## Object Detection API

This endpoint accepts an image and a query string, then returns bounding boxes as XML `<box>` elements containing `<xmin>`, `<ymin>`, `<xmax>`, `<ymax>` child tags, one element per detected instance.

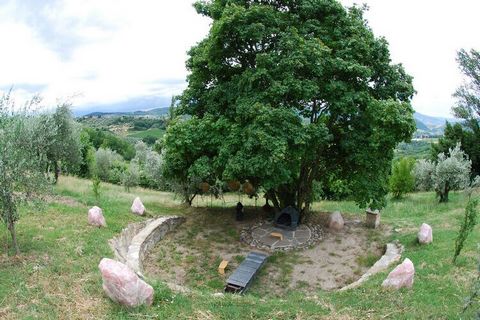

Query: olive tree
<box><xmin>415</xmin><ymin>144</ymin><xmax>471</xmax><ymax>202</ymax></box>
<box><xmin>163</xmin><ymin>0</ymin><xmax>415</xmax><ymax>213</ymax></box>
<box><xmin>0</xmin><ymin>94</ymin><xmax>53</xmax><ymax>254</ymax></box>
<box><xmin>46</xmin><ymin>104</ymin><xmax>82</xmax><ymax>183</ymax></box>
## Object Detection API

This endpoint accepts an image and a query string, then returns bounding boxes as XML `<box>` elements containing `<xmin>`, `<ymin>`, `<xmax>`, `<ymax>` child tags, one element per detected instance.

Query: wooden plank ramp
<box><xmin>224</xmin><ymin>251</ymin><xmax>268</xmax><ymax>294</ymax></box>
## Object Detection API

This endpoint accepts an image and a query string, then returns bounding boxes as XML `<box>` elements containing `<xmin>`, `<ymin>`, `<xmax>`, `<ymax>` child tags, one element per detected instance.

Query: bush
<box><xmin>122</xmin><ymin>161</ymin><xmax>140</xmax><ymax>192</ymax></box>
<box><xmin>94</xmin><ymin>148</ymin><xmax>125</xmax><ymax>182</ymax></box>
<box><xmin>389</xmin><ymin>157</ymin><xmax>415</xmax><ymax>198</ymax></box>
<box><xmin>453</xmin><ymin>197</ymin><xmax>479</xmax><ymax>263</ymax></box>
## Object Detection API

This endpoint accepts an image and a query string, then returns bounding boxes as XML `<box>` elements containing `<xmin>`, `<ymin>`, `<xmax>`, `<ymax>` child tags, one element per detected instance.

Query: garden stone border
<box><xmin>339</xmin><ymin>241</ymin><xmax>404</xmax><ymax>291</ymax></box>
<box><xmin>109</xmin><ymin>216</ymin><xmax>185</xmax><ymax>277</ymax></box>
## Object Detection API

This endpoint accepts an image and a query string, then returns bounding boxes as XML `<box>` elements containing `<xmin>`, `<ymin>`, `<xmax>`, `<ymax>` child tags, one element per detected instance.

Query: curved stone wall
<box><xmin>339</xmin><ymin>241</ymin><xmax>404</xmax><ymax>291</ymax></box>
<box><xmin>109</xmin><ymin>216</ymin><xmax>185</xmax><ymax>277</ymax></box>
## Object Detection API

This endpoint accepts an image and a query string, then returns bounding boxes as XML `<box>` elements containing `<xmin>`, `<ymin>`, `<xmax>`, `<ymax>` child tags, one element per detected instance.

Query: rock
<box><xmin>88</xmin><ymin>206</ymin><xmax>106</xmax><ymax>227</ymax></box>
<box><xmin>328</xmin><ymin>211</ymin><xmax>344</xmax><ymax>231</ymax></box>
<box><xmin>366</xmin><ymin>209</ymin><xmax>380</xmax><ymax>228</ymax></box>
<box><xmin>98</xmin><ymin>258</ymin><xmax>154</xmax><ymax>307</ymax></box>
<box><xmin>418</xmin><ymin>223</ymin><xmax>433</xmax><ymax>244</ymax></box>
<box><xmin>382</xmin><ymin>258</ymin><xmax>415</xmax><ymax>289</ymax></box>
<box><xmin>131</xmin><ymin>197</ymin><xmax>145</xmax><ymax>216</ymax></box>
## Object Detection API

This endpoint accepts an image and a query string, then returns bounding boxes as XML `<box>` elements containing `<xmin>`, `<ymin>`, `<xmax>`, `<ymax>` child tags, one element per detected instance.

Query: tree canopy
<box><xmin>163</xmin><ymin>0</ymin><xmax>415</xmax><ymax>213</ymax></box>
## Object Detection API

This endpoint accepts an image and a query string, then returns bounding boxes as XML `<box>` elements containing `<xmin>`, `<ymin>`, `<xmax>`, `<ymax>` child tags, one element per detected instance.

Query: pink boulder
<box><xmin>88</xmin><ymin>206</ymin><xmax>106</xmax><ymax>227</ymax></box>
<box><xmin>98</xmin><ymin>258</ymin><xmax>154</xmax><ymax>307</ymax></box>
<box><xmin>328</xmin><ymin>211</ymin><xmax>344</xmax><ymax>231</ymax></box>
<box><xmin>382</xmin><ymin>258</ymin><xmax>415</xmax><ymax>289</ymax></box>
<box><xmin>131</xmin><ymin>197</ymin><xmax>145</xmax><ymax>216</ymax></box>
<box><xmin>418</xmin><ymin>223</ymin><xmax>433</xmax><ymax>244</ymax></box>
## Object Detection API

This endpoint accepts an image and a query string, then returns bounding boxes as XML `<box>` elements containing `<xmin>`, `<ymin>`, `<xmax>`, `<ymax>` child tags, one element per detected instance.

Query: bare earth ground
<box><xmin>143</xmin><ymin>207</ymin><xmax>387</xmax><ymax>295</ymax></box>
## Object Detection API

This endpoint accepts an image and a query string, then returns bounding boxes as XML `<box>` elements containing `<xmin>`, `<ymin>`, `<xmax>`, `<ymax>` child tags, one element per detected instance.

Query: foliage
<box><xmin>415</xmin><ymin>144</ymin><xmax>471</xmax><ymax>202</ymax></box>
<box><xmin>92</xmin><ymin>175</ymin><xmax>101</xmax><ymax>201</ymax></box>
<box><xmin>414</xmin><ymin>159</ymin><xmax>436</xmax><ymax>191</ymax></box>
<box><xmin>395</xmin><ymin>140</ymin><xmax>432</xmax><ymax>160</ymax></box>
<box><xmin>93</xmin><ymin>148</ymin><xmax>125</xmax><ymax>183</ymax></box>
<box><xmin>434</xmin><ymin>144</ymin><xmax>471</xmax><ymax>202</ymax></box>
<box><xmin>452</xmin><ymin>49</ymin><xmax>480</xmax><ymax>127</ymax></box>
<box><xmin>82</xmin><ymin>127</ymin><xmax>135</xmax><ymax>160</ymax></box>
<box><xmin>78</xmin><ymin>130</ymin><xmax>96</xmax><ymax>178</ymax></box>
<box><xmin>453</xmin><ymin>197</ymin><xmax>479</xmax><ymax>263</ymax></box>
<box><xmin>389</xmin><ymin>157</ymin><xmax>415</xmax><ymax>198</ymax></box>
<box><xmin>0</xmin><ymin>94</ymin><xmax>53</xmax><ymax>254</ymax></box>
<box><xmin>122</xmin><ymin>161</ymin><xmax>140</xmax><ymax>192</ymax></box>
<box><xmin>164</xmin><ymin>0</ymin><xmax>415</xmax><ymax>212</ymax></box>
<box><xmin>433</xmin><ymin>122</ymin><xmax>480</xmax><ymax>178</ymax></box>
<box><xmin>45</xmin><ymin>104</ymin><xmax>82</xmax><ymax>182</ymax></box>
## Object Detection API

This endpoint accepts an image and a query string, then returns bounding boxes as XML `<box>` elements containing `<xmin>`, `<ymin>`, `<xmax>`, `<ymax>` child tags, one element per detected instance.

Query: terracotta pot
<box><xmin>242</xmin><ymin>181</ymin><xmax>255</xmax><ymax>195</ymax></box>
<box><xmin>199</xmin><ymin>182</ymin><xmax>210</xmax><ymax>193</ymax></box>
<box><xmin>227</xmin><ymin>180</ymin><xmax>241</xmax><ymax>191</ymax></box>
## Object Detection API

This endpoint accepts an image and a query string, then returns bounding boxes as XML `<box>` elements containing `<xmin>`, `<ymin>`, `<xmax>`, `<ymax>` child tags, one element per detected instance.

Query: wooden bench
<box><xmin>270</xmin><ymin>232</ymin><xmax>283</xmax><ymax>241</ymax></box>
<box><xmin>218</xmin><ymin>260</ymin><xmax>229</xmax><ymax>275</ymax></box>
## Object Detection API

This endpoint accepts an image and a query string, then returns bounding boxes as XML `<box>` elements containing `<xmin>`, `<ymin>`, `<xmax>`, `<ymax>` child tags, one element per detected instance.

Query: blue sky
<box><xmin>0</xmin><ymin>0</ymin><xmax>478</xmax><ymax>117</ymax></box>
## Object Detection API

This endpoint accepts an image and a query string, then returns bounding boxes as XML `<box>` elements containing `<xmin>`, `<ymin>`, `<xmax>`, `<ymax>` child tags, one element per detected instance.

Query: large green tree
<box><xmin>163</xmin><ymin>0</ymin><xmax>415</xmax><ymax>214</ymax></box>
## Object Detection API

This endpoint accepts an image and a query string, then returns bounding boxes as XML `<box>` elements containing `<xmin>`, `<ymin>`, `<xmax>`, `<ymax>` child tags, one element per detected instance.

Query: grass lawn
<box><xmin>0</xmin><ymin>176</ymin><xmax>479</xmax><ymax>319</ymax></box>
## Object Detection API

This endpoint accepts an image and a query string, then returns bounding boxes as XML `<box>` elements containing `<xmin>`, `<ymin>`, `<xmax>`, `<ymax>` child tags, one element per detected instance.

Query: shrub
<box><xmin>453</xmin><ymin>197</ymin><xmax>479</xmax><ymax>263</ymax></box>
<box><xmin>389</xmin><ymin>157</ymin><xmax>415</xmax><ymax>198</ymax></box>
<box><xmin>122</xmin><ymin>161</ymin><xmax>140</xmax><ymax>192</ymax></box>
<box><xmin>94</xmin><ymin>148</ymin><xmax>124</xmax><ymax>182</ymax></box>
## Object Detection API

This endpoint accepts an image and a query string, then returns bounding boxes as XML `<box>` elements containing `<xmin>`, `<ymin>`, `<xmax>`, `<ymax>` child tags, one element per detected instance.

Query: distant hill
<box><xmin>81</xmin><ymin>107</ymin><xmax>170</xmax><ymax>118</ymax></box>
<box><xmin>413</xmin><ymin>112</ymin><xmax>462</xmax><ymax>137</ymax></box>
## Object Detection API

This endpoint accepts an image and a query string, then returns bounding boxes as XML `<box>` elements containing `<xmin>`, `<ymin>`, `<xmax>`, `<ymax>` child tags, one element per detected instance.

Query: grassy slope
<box><xmin>0</xmin><ymin>177</ymin><xmax>478</xmax><ymax>319</ymax></box>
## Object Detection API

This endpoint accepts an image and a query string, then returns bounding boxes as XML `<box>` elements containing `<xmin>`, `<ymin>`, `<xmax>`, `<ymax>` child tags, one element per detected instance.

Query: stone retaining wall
<box><xmin>339</xmin><ymin>241</ymin><xmax>404</xmax><ymax>291</ymax></box>
<box><xmin>109</xmin><ymin>216</ymin><xmax>185</xmax><ymax>276</ymax></box>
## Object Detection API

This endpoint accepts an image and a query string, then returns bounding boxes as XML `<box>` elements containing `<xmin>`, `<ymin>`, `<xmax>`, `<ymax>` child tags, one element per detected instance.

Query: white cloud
<box><xmin>341</xmin><ymin>0</ymin><xmax>480</xmax><ymax>117</ymax></box>
<box><xmin>0</xmin><ymin>0</ymin><xmax>478</xmax><ymax>117</ymax></box>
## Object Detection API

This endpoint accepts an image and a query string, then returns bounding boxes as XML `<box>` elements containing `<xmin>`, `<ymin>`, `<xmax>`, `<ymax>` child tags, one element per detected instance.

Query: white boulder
<box><xmin>98</xmin><ymin>258</ymin><xmax>154</xmax><ymax>307</ymax></box>
<box><xmin>328</xmin><ymin>211</ymin><xmax>344</xmax><ymax>231</ymax></box>
<box><xmin>382</xmin><ymin>258</ymin><xmax>415</xmax><ymax>289</ymax></box>
<box><xmin>131</xmin><ymin>197</ymin><xmax>145</xmax><ymax>216</ymax></box>
<box><xmin>88</xmin><ymin>206</ymin><xmax>106</xmax><ymax>227</ymax></box>
<box><xmin>417</xmin><ymin>223</ymin><xmax>433</xmax><ymax>244</ymax></box>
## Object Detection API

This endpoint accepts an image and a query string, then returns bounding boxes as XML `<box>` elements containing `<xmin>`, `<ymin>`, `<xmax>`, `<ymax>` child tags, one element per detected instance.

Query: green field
<box><xmin>127</xmin><ymin>128</ymin><xmax>165</xmax><ymax>139</ymax></box>
<box><xmin>0</xmin><ymin>176</ymin><xmax>479</xmax><ymax>319</ymax></box>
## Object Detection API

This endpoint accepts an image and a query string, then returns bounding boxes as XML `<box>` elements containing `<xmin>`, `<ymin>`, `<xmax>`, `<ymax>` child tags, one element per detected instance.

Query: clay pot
<box><xmin>242</xmin><ymin>181</ymin><xmax>255</xmax><ymax>195</ymax></box>
<box><xmin>199</xmin><ymin>182</ymin><xmax>210</xmax><ymax>193</ymax></box>
<box><xmin>227</xmin><ymin>180</ymin><xmax>241</xmax><ymax>191</ymax></box>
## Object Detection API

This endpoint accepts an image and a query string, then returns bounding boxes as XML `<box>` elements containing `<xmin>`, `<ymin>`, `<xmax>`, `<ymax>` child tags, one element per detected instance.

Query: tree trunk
<box><xmin>54</xmin><ymin>161</ymin><xmax>60</xmax><ymax>184</ymax></box>
<box><xmin>7</xmin><ymin>221</ymin><xmax>19</xmax><ymax>255</ymax></box>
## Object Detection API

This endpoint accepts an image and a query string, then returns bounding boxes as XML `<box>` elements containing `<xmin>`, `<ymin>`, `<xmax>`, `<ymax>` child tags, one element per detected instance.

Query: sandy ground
<box><xmin>143</xmin><ymin>209</ymin><xmax>386</xmax><ymax>293</ymax></box>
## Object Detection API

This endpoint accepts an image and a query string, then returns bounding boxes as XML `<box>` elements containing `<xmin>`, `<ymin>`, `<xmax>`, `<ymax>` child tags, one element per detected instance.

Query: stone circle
<box><xmin>240</xmin><ymin>221</ymin><xmax>324</xmax><ymax>251</ymax></box>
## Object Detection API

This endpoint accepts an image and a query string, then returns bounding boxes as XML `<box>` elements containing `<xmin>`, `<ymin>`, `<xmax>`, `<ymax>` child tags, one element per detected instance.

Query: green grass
<box><xmin>127</xmin><ymin>128</ymin><xmax>165</xmax><ymax>139</ymax></box>
<box><xmin>0</xmin><ymin>176</ymin><xmax>479</xmax><ymax>319</ymax></box>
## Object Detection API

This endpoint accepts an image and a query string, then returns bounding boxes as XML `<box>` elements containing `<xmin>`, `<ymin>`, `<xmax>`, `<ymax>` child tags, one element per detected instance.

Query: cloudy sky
<box><xmin>0</xmin><ymin>0</ymin><xmax>478</xmax><ymax>117</ymax></box>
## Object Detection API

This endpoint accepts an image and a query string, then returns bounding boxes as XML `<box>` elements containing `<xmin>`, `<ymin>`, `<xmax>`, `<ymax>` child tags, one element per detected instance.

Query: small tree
<box><xmin>0</xmin><ymin>94</ymin><xmax>53</xmax><ymax>254</ymax></box>
<box><xmin>46</xmin><ymin>104</ymin><xmax>82</xmax><ymax>183</ymax></box>
<box><xmin>94</xmin><ymin>148</ymin><xmax>124</xmax><ymax>182</ymax></box>
<box><xmin>414</xmin><ymin>144</ymin><xmax>471</xmax><ymax>202</ymax></box>
<box><xmin>453</xmin><ymin>197</ymin><xmax>479</xmax><ymax>263</ymax></box>
<box><xmin>122</xmin><ymin>161</ymin><xmax>140</xmax><ymax>192</ymax></box>
<box><xmin>389</xmin><ymin>157</ymin><xmax>415</xmax><ymax>198</ymax></box>
<box><xmin>434</xmin><ymin>144</ymin><xmax>471</xmax><ymax>202</ymax></box>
